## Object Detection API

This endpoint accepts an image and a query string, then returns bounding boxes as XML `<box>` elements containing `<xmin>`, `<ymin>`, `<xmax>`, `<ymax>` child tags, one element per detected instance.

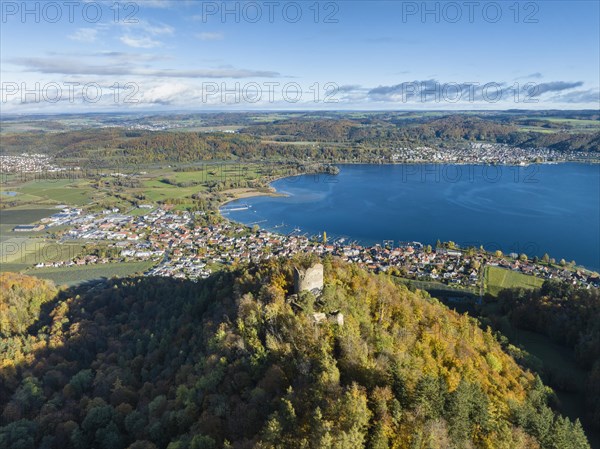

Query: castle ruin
<box><xmin>294</xmin><ymin>263</ymin><xmax>324</xmax><ymax>295</ymax></box>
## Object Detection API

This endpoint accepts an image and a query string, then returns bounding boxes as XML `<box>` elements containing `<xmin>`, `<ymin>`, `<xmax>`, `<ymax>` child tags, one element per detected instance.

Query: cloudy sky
<box><xmin>1</xmin><ymin>0</ymin><xmax>599</xmax><ymax>112</ymax></box>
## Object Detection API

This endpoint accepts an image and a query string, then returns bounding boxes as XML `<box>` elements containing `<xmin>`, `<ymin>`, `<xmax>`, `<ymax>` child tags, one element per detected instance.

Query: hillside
<box><xmin>0</xmin><ymin>257</ymin><xmax>591</xmax><ymax>449</ymax></box>
<box><xmin>2</xmin><ymin>113</ymin><xmax>598</xmax><ymax>166</ymax></box>
<box><xmin>492</xmin><ymin>281</ymin><xmax>600</xmax><ymax>430</ymax></box>
<box><xmin>242</xmin><ymin>115</ymin><xmax>599</xmax><ymax>151</ymax></box>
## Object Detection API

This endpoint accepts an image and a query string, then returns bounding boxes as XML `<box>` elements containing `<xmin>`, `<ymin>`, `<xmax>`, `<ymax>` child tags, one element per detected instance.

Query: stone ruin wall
<box><xmin>294</xmin><ymin>263</ymin><xmax>324</xmax><ymax>294</ymax></box>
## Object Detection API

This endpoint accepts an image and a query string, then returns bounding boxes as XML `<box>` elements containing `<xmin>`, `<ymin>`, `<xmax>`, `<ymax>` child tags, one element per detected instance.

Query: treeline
<box><xmin>243</xmin><ymin>116</ymin><xmax>519</xmax><ymax>145</ymax></box>
<box><xmin>0</xmin><ymin>129</ymin><xmax>331</xmax><ymax>164</ymax></box>
<box><xmin>495</xmin><ymin>280</ymin><xmax>600</xmax><ymax>429</ymax></box>
<box><xmin>0</xmin><ymin>258</ymin><xmax>592</xmax><ymax>448</ymax></box>
<box><xmin>504</xmin><ymin>131</ymin><xmax>600</xmax><ymax>152</ymax></box>
<box><xmin>243</xmin><ymin>116</ymin><xmax>600</xmax><ymax>152</ymax></box>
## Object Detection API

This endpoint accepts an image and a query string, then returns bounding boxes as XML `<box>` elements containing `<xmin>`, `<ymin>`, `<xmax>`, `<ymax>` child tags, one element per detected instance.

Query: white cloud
<box><xmin>117</xmin><ymin>20</ymin><xmax>173</xmax><ymax>49</ymax></box>
<box><xmin>11</xmin><ymin>56</ymin><xmax>281</xmax><ymax>78</ymax></box>
<box><xmin>120</xmin><ymin>35</ymin><xmax>162</xmax><ymax>49</ymax></box>
<box><xmin>196</xmin><ymin>32</ymin><xmax>224</xmax><ymax>41</ymax></box>
<box><xmin>140</xmin><ymin>82</ymin><xmax>197</xmax><ymax>104</ymax></box>
<box><xmin>143</xmin><ymin>23</ymin><xmax>174</xmax><ymax>36</ymax></box>
<box><xmin>549</xmin><ymin>89</ymin><xmax>600</xmax><ymax>104</ymax></box>
<box><xmin>68</xmin><ymin>28</ymin><xmax>98</xmax><ymax>43</ymax></box>
<box><xmin>119</xmin><ymin>19</ymin><xmax>174</xmax><ymax>35</ymax></box>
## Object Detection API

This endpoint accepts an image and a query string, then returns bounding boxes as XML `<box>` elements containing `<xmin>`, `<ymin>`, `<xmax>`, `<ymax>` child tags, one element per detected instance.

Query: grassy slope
<box><xmin>486</xmin><ymin>265</ymin><xmax>545</xmax><ymax>296</ymax></box>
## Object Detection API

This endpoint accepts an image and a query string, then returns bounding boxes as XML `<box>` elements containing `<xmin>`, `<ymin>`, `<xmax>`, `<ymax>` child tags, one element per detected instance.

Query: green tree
<box><xmin>335</xmin><ymin>384</ymin><xmax>371</xmax><ymax>448</ymax></box>
<box><xmin>413</xmin><ymin>376</ymin><xmax>446</xmax><ymax>421</ymax></box>
<box><xmin>190</xmin><ymin>434</ymin><xmax>216</xmax><ymax>449</ymax></box>
<box><xmin>13</xmin><ymin>377</ymin><xmax>44</xmax><ymax>416</ymax></box>
<box><xmin>0</xmin><ymin>420</ymin><xmax>37</xmax><ymax>449</ymax></box>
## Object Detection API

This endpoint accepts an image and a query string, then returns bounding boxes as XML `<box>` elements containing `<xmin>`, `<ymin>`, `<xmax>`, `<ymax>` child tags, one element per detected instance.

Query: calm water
<box><xmin>223</xmin><ymin>164</ymin><xmax>600</xmax><ymax>271</ymax></box>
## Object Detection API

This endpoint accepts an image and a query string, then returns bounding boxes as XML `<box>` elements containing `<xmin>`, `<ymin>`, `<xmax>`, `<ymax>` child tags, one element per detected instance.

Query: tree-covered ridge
<box><xmin>242</xmin><ymin>115</ymin><xmax>599</xmax><ymax>151</ymax></box>
<box><xmin>1</xmin><ymin>114</ymin><xmax>598</xmax><ymax>164</ymax></box>
<box><xmin>0</xmin><ymin>259</ymin><xmax>591</xmax><ymax>449</ymax></box>
<box><xmin>0</xmin><ymin>129</ymin><xmax>271</xmax><ymax>164</ymax></box>
<box><xmin>495</xmin><ymin>281</ymin><xmax>600</xmax><ymax>430</ymax></box>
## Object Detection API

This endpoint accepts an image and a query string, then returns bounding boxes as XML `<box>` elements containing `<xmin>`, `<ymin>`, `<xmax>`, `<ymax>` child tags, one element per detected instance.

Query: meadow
<box><xmin>22</xmin><ymin>260</ymin><xmax>156</xmax><ymax>286</ymax></box>
<box><xmin>0</xmin><ymin>208</ymin><xmax>58</xmax><ymax>248</ymax></box>
<box><xmin>0</xmin><ymin>207</ymin><xmax>57</xmax><ymax>224</ymax></box>
<box><xmin>485</xmin><ymin>265</ymin><xmax>545</xmax><ymax>296</ymax></box>
<box><xmin>1</xmin><ymin>163</ymin><xmax>271</xmax><ymax>211</ymax></box>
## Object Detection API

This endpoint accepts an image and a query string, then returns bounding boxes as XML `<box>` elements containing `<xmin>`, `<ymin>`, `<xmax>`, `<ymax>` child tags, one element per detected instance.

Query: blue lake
<box><xmin>223</xmin><ymin>164</ymin><xmax>600</xmax><ymax>271</ymax></box>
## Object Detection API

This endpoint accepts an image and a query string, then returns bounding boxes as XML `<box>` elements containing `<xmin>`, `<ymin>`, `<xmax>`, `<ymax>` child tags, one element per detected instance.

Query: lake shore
<box><xmin>219</xmin><ymin>160</ymin><xmax>599</xmax><ymax>212</ymax></box>
<box><xmin>219</xmin><ymin>170</ymin><xmax>330</xmax><ymax>208</ymax></box>
<box><xmin>220</xmin><ymin>163</ymin><xmax>600</xmax><ymax>272</ymax></box>
<box><xmin>220</xmin><ymin>187</ymin><xmax>287</xmax><ymax>207</ymax></box>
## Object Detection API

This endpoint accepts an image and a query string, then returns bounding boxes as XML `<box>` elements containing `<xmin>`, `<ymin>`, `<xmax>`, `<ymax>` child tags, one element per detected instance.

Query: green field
<box><xmin>138</xmin><ymin>165</ymin><xmax>268</xmax><ymax>206</ymax></box>
<box><xmin>545</xmin><ymin>118</ymin><xmax>599</xmax><ymax>126</ymax></box>
<box><xmin>129</xmin><ymin>207</ymin><xmax>155</xmax><ymax>216</ymax></box>
<box><xmin>0</xmin><ymin>207</ymin><xmax>58</xmax><ymax>244</ymax></box>
<box><xmin>15</xmin><ymin>179</ymin><xmax>93</xmax><ymax>205</ymax></box>
<box><xmin>519</xmin><ymin>117</ymin><xmax>600</xmax><ymax>134</ymax></box>
<box><xmin>24</xmin><ymin>261</ymin><xmax>156</xmax><ymax>286</ymax></box>
<box><xmin>1</xmin><ymin>164</ymin><xmax>272</xmax><ymax>212</ymax></box>
<box><xmin>485</xmin><ymin>265</ymin><xmax>545</xmax><ymax>296</ymax></box>
<box><xmin>141</xmin><ymin>177</ymin><xmax>205</xmax><ymax>203</ymax></box>
<box><xmin>517</xmin><ymin>126</ymin><xmax>557</xmax><ymax>134</ymax></box>
<box><xmin>0</xmin><ymin>189</ymin><xmax>42</xmax><ymax>205</ymax></box>
<box><xmin>0</xmin><ymin>207</ymin><xmax>56</xmax><ymax>224</ymax></box>
<box><xmin>1</xmin><ymin>238</ymin><xmax>85</xmax><ymax>267</ymax></box>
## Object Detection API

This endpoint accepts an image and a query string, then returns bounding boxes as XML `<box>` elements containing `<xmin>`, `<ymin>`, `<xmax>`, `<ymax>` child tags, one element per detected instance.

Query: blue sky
<box><xmin>1</xmin><ymin>0</ymin><xmax>599</xmax><ymax>111</ymax></box>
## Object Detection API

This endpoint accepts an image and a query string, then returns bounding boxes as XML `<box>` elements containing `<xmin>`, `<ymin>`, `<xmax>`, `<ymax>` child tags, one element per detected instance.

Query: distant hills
<box><xmin>1</xmin><ymin>112</ymin><xmax>598</xmax><ymax>165</ymax></box>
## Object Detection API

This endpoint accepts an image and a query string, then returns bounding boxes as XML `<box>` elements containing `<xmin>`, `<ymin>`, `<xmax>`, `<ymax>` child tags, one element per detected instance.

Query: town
<box><xmin>1</xmin><ymin>144</ymin><xmax>598</xmax><ymax>182</ymax></box>
<box><xmin>18</xmin><ymin>205</ymin><xmax>600</xmax><ymax>291</ymax></box>
<box><xmin>0</xmin><ymin>153</ymin><xmax>74</xmax><ymax>174</ymax></box>
<box><xmin>389</xmin><ymin>142</ymin><xmax>598</xmax><ymax>165</ymax></box>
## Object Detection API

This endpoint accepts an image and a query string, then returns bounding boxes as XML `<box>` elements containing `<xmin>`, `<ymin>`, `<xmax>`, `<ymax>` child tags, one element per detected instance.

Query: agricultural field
<box><xmin>1</xmin><ymin>236</ymin><xmax>85</xmax><ymax>270</ymax></box>
<box><xmin>0</xmin><ymin>188</ymin><xmax>44</xmax><ymax>205</ymax></box>
<box><xmin>518</xmin><ymin>117</ymin><xmax>600</xmax><ymax>134</ymax></box>
<box><xmin>0</xmin><ymin>207</ymin><xmax>58</xmax><ymax>243</ymax></box>
<box><xmin>2</xmin><ymin>179</ymin><xmax>95</xmax><ymax>207</ymax></box>
<box><xmin>1</xmin><ymin>163</ymin><xmax>273</xmax><ymax>211</ymax></box>
<box><xmin>23</xmin><ymin>260</ymin><xmax>156</xmax><ymax>286</ymax></box>
<box><xmin>544</xmin><ymin>117</ymin><xmax>600</xmax><ymax>129</ymax></box>
<box><xmin>0</xmin><ymin>207</ymin><xmax>57</xmax><ymax>224</ymax></box>
<box><xmin>485</xmin><ymin>265</ymin><xmax>545</xmax><ymax>296</ymax></box>
<box><xmin>129</xmin><ymin>207</ymin><xmax>155</xmax><ymax>216</ymax></box>
<box><xmin>19</xmin><ymin>179</ymin><xmax>94</xmax><ymax>205</ymax></box>
<box><xmin>139</xmin><ymin>164</ymin><xmax>264</xmax><ymax>205</ymax></box>
<box><xmin>516</xmin><ymin>126</ymin><xmax>556</xmax><ymax>134</ymax></box>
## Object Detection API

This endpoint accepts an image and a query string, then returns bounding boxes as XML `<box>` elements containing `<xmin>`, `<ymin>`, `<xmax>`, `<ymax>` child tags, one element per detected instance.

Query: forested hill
<box><xmin>1</xmin><ymin>114</ymin><xmax>598</xmax><ymax>164</ymax></box>
<box><xmin>242</xmin><ymin>115</ymin><xmax>600</xmax><ymax>151</ymax></box>
<box><xmin>0</xmin><ymin>259</ymin><xmax>591</xmax><ymax>449</ymax></box>
<box><xmin>243</xmin><ymin>116</ymin><xmax>518</xmax><ymax>143</ymax></box>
